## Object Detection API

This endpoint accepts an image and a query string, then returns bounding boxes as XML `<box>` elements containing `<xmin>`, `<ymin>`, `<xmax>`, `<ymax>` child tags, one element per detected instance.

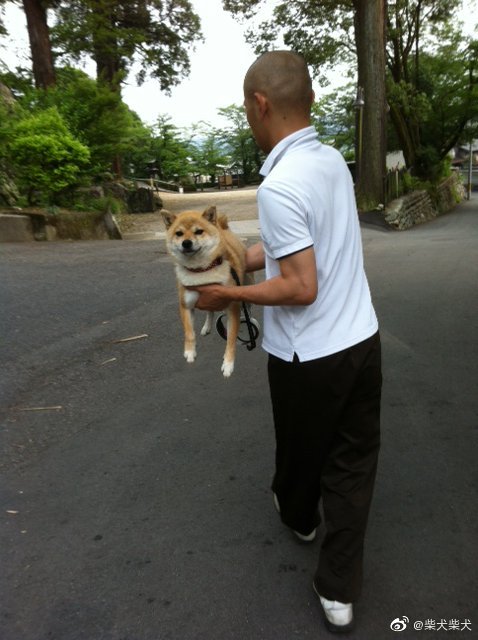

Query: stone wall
<box><xmin>384</xmin><ymin>172</ymin><xmax>465</xmax><ymax>230</ymax></box>
<box><xmin>0</xmin><ymin>209</ymin><xmax>122</xmax><ymax>242</ymax></box>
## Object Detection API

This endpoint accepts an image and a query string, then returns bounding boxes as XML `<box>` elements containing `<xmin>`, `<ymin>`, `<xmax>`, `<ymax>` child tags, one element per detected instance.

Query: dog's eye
<box><xmin>175</xmin><ymin>231</ymin><xmax>184</xmax><ymax>237</ymax></box>
<box><xmin>194</xmin><ymin>229</ymin><xmax>204</xmax><ymax>235</ymax></box>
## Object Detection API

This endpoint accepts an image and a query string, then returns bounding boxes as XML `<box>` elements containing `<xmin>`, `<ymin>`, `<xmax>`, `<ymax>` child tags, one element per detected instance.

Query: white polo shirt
<box><xmin>258</xmin><ymin>126</ymin><xmax>378</xmax><ymax>362</ymax></box>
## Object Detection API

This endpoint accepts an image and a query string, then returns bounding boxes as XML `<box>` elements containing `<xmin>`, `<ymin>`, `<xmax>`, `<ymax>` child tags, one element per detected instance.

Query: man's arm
<box><xmin>192</xmin><ymin>246</ymin><xmax>318</xmax><ymax>311</ymax></box>
<box><xmin>245</xmin><ymin>242</ymin><xmax>265</xmax><ymax>272</ymax></box>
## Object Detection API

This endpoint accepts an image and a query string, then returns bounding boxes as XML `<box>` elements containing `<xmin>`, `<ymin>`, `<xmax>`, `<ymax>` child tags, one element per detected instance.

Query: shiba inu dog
<box><xmin>162</xmin><ymin>206</ymin><xmax>247</xmax><ymax>377</ymax></box>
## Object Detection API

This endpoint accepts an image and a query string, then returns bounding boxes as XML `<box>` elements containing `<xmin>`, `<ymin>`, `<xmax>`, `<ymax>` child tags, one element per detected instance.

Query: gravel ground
<box><xmin>117</xmin><ymin>187</ymin><xmax>259</xmax><ymax>236</ymax></box>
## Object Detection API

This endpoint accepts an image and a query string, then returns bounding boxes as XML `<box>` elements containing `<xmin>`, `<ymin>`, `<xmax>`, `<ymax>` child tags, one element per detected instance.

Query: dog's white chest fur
<box><xmin>176</xmin><ymin>260</ymin><xmax>231</xmax><ymax>286</ymax></box>
<box><xmin>177</xmin><ymin>260</ymin><xmax>231</xmax><ymax>310</ymax></box>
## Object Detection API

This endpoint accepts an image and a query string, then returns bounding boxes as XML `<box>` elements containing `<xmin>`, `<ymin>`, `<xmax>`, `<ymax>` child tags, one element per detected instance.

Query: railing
<box><xmin>133</xmin><ymin>178</ymin><xmax>181</xmax><ymax>192</ymax></box>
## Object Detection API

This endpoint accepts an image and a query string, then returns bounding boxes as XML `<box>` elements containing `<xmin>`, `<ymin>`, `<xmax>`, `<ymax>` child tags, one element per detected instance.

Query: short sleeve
<box><xmin>258</xmin><ymin>181</ymin><xmax>313</xmax><ymax>260</ymax></box>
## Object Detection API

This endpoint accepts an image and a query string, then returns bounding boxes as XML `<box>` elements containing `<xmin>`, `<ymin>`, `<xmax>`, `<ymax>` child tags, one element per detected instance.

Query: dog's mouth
<box><xmin>181</xmin><ymin>246</ymin><xmax>200</xmax><ymax>256</ymax></box>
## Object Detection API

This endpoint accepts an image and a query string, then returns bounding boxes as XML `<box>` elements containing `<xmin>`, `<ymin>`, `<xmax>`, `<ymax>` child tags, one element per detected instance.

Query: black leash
<box><xmin>215</xmin><ymin>267</ymin><xmax>259</xmax><ymax>351</ymax></box>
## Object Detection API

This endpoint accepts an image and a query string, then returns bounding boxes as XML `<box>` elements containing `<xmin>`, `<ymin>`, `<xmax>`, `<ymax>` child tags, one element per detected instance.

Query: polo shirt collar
<box><xmin>260</xmin><ymin>126</ymin><xmax>318</xmax><ymax>177</ymax></box>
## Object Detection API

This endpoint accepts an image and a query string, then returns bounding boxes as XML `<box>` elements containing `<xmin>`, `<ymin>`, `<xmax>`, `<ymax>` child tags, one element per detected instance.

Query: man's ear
<box><xmin>254</xmin><ymin>91</ymin><xmax>269</xmax><ymax>118</ymax></box>
<box><xmin>161</xmin><ymin>210</ymin><xmax>177</xmax><ymax>229</ymax></box>
<box><xmin>203</xmin><ymin>206</ymin><xmax>217</xmax><ymax>224</ymax></box>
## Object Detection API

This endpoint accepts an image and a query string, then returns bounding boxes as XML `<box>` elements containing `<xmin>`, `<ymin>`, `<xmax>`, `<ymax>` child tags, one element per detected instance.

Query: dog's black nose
<box><xmin>182</xmin><ymin>239</ymin><xmax>193</xmax><ymax>250</ymax></box>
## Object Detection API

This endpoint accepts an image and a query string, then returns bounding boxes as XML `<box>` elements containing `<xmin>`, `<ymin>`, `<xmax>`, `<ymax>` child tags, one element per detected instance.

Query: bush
<box><xmin>9</xmin><ymin>107</ymin><xmax>90</xmax><ymax>204</ymax></box>
<box><xmin>73</xmin><ymin>194</ymin><xmax>127</xmax><ymax>215</ymax></box>
<box><xmin>28</xmin><ymin>68</ymin><xmax>152</xmax><ymax>177</ymax></box>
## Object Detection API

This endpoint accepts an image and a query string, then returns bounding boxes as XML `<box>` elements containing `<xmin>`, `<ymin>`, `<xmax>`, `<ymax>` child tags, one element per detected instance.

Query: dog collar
<box><xmin>186</xmin><ymin>256</ymin><xmax>223</xmax><ymax>273</ymax></box>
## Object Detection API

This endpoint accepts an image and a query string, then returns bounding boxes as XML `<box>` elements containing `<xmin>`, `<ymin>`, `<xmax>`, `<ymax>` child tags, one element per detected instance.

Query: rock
<box><xmin>127</xmin><ymin>187</ymin><xmax>157</xmax><ymax>214</ymax></box>
<box><xmin>75</xmin><ymin>185</ymin><xmax>105</xmax><ymax>200</ymax></box>
<box><xmin>153</xmin><ymin>191</ymin><xmax>163</xmax><ymax>210</ymax></box>
<box><xmin>0</xmin><ymin>82</ymin><xmax>15</xmax><ymax>108</ymax></box>
<box><xmin>0</xmin><ymin>171</ymin><xmax>20</xmax><ymax>207</ymax></box>
<box><xmin>103</xmin><ymin>181</ymin><xmax>130</xmax><ymax>204</ymax></box>
<box><xmin>384</xmin><ymin>173</ymin><xmax>464</xmax><ymax>230</ymax></box>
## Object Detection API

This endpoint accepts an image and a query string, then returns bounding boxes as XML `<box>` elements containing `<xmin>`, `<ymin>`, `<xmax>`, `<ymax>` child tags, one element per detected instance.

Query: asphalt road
<box><xmin>1</xmin><ymin>197</ymin><xmax>477</xmax><ymax>640</ymax></box>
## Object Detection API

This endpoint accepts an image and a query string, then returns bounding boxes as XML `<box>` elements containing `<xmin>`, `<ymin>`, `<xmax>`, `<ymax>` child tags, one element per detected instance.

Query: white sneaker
<box><xmin>294</xmin><ymin>527</ymin><xmax>317</xmax><ymax>543</ymax></box>
<box><xmin>273</xmin><ymin>493</ymin><xmax>317</xmax><ymax>543</ymax></box>
<box><xmin>313</xmin><ymin>581</ymin><xmax>354</xmax><ymax>633</ymax></box>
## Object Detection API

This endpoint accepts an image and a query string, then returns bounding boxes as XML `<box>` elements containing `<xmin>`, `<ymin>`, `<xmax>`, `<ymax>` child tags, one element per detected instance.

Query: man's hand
<box><xmin>187</xmin><ymin>246</ymin><xmax>317</xmax><ymax>311</ymax></box>
<box><xmin>187</xmin><ymin>284</ymin><xmax>233</xmax><ymax>311</ymax></box>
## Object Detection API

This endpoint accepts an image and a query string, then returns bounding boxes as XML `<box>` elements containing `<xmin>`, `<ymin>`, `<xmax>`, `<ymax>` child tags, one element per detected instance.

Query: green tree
<box><xmin>52</xmin><ymin>0</ymin><xmax>203</xmax><ymax>93</ymax></box>
<box><xmin>216</xmin><ymin>104</ymin><xmax>263</xmax><ymax>183</ymax></box>
<box><xmin>311</xmin><ymin>88</ymin><xmax>356</xmax><ymax>160</ymax></box>
<box><xmin>188</xmin><ymin>123</ymin><xmax>230</xmax><ymax>184</ymax></box>
<box><xmin>1</xmin><ymin>66</ymin><xmax>150</xmax><ymax>178</ymax></box>
<box><xmin>223</xmin><ymin>0</ymin><xmax>387</xmax><ymax>206</ymax></box>
<box><xmin>0</xmin><ymin>0</ymin><xmax>57</xmax><ymax>88</ymax></box>
<box><xmin>9</xmin><ymin>107</ymin><xmax>90</xmax><ymax>204</ymax></box>
<box><xmin>48</xmin><ymin>67</ymin><xmax>148</xmax><ymax>177</ymax></box>
<box><xmin>2</xmin><ymin>1</ymin><xmax>203</xmax><ymax>94</ymax></box>
<box><xmin>223</xmin><ymin>0</ymin><xmax>478</xmax><ymax>192</ymax></box>
<box><xmin>0</xmin><ymin>3</ymin><xmax>7</xmax><ymax>37</ymax></box>
<box><xmin>22</xmin><ymin>0</ymin><xmax>57</xmax><ymax>88</ymax></box>
<box><xmin>149</xmin><ymin>115</ymin><xmax>193</xmax><ymax>182</ymax></box>
<box><xmin>386</xmin><ymin>2</ymin><xmax>478</xmax><ymax>177</ymax></box>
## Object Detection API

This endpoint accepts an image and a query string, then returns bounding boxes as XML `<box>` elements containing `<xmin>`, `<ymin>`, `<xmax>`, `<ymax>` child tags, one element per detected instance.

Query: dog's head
<box><xmin>162</xmin><ymin>206</ymin><xmax>223</xmax><ymax>265</ymax></box>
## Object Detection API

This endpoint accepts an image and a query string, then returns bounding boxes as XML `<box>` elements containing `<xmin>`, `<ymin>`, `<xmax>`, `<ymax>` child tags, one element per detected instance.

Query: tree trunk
<box><xmin>88</xmin><ymin>0</ymin><xmax>123</xmax><ymax>177</ymax></box>
<box><xmin>354</xmin><ymin>0</ymin><xmax>387</xmax><ymax>207</ymax></box>
<box><xmin>22</xmin><ymin>0</ymin><xmax>56</xmax><ymax>89</ymax></box>
<box><xmin>90</xmin><ymin>0</ymin><xmax>122</xmax><ymax>92</ymax></box>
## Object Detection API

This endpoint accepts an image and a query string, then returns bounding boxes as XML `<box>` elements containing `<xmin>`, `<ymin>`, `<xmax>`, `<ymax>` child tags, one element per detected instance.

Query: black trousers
<box><xmin>268</xmin><ymin>331</ymin><xmax>382</xmax><ymax>603</ymax></box>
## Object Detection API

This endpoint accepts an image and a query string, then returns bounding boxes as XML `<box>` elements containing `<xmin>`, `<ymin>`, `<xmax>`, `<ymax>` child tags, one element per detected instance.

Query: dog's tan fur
<box><xmin>162</xmin><ymin>206</ymin><xmax>247</xmax><ymax>377</ymax></box>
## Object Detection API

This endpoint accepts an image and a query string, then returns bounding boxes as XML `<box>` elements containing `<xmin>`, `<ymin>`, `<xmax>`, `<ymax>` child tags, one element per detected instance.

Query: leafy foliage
<box><xmin>311</xmin><ymin>87</ymin><xmax>356</xmax><ymax>159</ymax></box>
<box><xmin>216</xmin><ymin>104</ymin><xmax>264</xmax><ymax>182</ymax></box>
<box><xmin>47</xmin><ymin>68</ymin><xmax>147</xmax><ymax>176</ymax></box>
<box><xmin>223</xmin><ymin>0</ymin><xmax>478</xmax><ymax>182</ymax></box>
<box><xmin>0</xmin><ymin>0</ymin><xmax>7</xmax><ymax>37</ymax></box>
<box><xmin>9</xmin><ymin>107</ymin><xmax>90</xmax><ymax>204</ymax></box>
<box><xmin>51</xmin><ymin>0</ymin><xmax>203</xmax><ymax>92</ymax></box>
<box><xmin>147</xmin><ymin>115</ymin><xmax>194</xmax><ymax>181</ymax></box>
<box><xmin>223</xmin><ymin>0</ymin><xmax>355</xmax><ymax>83</ymax></box>
<box><xmin>2</xmin><ymin>66</ymin><xmax>151</xmax><ymax>177</ymax></box>
<box><xmin>187</xmin><ymin>125</ymin><xmax>230</xmax><ymax>183</ymax></box>
<box><xmin>385</xmin><ymin>0</ymin><xmax>478</xmax><ymax>177</ymax></box>
<box><xmin>0</xmin><ymin>91</ymin><xmax>21</xmax><ymax>205</ymax></box>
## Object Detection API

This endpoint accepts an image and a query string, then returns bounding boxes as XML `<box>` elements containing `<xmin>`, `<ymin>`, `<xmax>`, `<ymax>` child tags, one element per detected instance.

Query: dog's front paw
<box><xmin>184</xmin><ymin>349</ymin><xmax>196</xmax><ymax>363</ymax></box>
<box><xmin>221</xmin><ymin>359</ymin><xmax>234</xmax><ymax>378</ymax></box>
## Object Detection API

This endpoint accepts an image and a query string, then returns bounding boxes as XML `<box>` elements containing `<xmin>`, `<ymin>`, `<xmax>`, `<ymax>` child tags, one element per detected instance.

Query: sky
<box><xmin>0</xmin><ymin>0</ymin><xmax>261</xmax><ymax>128</ymax></box>
<box><xmin>1</xmin><ymin>0</ymin><xmax>477</xmax><ymax>130</ymax></box>
<box><xmin>122</xmin><ymin>0</ymin><xmax>259</xmax><ymax>127</ymax></box>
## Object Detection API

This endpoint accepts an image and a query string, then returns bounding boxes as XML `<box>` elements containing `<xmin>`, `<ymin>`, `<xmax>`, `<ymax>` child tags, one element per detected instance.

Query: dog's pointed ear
<box><xmin>218</xmin><ymin>214</ymin><xmax>229</xmax><ymax>230</ymax></box>
<box><xmin>203</xmin><ymin>206</ymin><xmax>217</xmax><ymax>225</ymax></box>
<box><xmin>161</xmin><ymin>210</ymin><xmax>176</xmax><ymax>229</ymax></box>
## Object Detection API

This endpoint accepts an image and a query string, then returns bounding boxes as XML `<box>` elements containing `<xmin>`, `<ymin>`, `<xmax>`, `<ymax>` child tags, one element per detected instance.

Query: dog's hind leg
<box><xmin>221</xmin><ymin>302</ymin><xmax>240</xmax><ymax>377</ymax></box>
<box><xmin>200</xmin><ymin>312</ymin><xmax>214</xmax><ymax>336</ymax></box>
<box><xmin>180</xmin><ymin>303</ymin><xmax>196</xmax><ymax>363</ymax></box>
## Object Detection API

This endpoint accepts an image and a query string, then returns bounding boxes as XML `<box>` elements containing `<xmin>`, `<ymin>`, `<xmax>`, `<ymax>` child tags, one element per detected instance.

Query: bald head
<box><xmin>244</xmin><ymin>50</ymin><xmax>313</xmax><ymax>118</ymax></box>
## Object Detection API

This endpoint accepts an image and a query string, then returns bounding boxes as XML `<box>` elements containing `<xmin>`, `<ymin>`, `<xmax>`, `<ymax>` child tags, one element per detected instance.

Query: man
<box><xmin>192</xmin><ymin>51</ymin><xmax>382</xmax><ymax>634</ymax></box>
